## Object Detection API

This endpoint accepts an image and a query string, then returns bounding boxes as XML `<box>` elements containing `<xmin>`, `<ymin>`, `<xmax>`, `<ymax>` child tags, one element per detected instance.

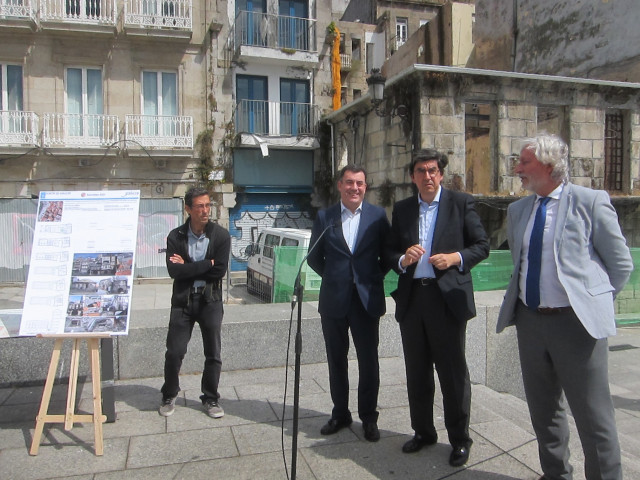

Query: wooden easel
<box><xmin>30</xmin><ymin>334</ymin><xmax>110</xmax><ymax>456</ymax></box>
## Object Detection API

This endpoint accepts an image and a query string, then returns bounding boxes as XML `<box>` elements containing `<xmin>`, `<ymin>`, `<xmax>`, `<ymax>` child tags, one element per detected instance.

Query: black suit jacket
<box><xmin>384</xmin><ymin>188</ymin><xmax>489</xmax><ymax>323</ymax></box>
<box><xmin>307</xmin><ymin>201</ymin><xmax>391</xmax><ymax>318</ymax></box>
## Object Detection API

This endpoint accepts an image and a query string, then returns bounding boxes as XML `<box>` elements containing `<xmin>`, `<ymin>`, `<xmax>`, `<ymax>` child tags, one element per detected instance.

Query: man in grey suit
<box><xmin>497</xmin><ymin>133</ymin><xmax>633</xmax><ymax>480</ymax></box>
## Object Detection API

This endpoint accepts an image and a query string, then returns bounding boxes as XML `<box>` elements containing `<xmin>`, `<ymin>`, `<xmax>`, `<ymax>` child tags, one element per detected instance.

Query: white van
<box><xmin>245</xmin><ymin>227</ymin><xmax>313</xmax><ymax>301</ymax></box>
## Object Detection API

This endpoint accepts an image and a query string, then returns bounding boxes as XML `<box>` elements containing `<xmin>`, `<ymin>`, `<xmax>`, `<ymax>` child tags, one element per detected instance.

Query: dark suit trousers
<box><xmin>515</xmin><ymin>302</ymin><xmax>622</xmax><ymax>480</ymax></box>
<box><xmin>320</xmin><ymin>287</ymin><xmax>380</xmax><ymax>424</ymax></box>
<box><xmin>400</xmin><ymin>282</ymin><xmax>472</xmax><ymax>448</ymax></box>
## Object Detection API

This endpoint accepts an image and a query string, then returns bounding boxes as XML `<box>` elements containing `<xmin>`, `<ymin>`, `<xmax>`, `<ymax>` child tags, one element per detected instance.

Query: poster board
<box><xmin>19</xmin><ymin>190</ymin><xmax>140</xmax><ymax>336</ymax></box>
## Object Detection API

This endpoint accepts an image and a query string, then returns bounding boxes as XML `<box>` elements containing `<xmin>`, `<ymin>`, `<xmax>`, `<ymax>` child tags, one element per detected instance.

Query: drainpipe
<box><xmin>330</xmin><ymin>120</ymin><xmax>335</xmax><ymax>179</ymax></box>
<box><xmin>511</xmin><ymin>0</ymin><xmax>518</xmax><ymax>71</ymax></box>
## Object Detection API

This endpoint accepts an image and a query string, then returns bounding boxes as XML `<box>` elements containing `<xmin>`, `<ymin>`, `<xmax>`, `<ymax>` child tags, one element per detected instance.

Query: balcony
<box><xmin>42</xmin><ymin>113</ymin><xmax>119</xmax><ymax>148</ymax></box>
<box><xmin>40</xmin><ymin>0</ymin><xmax>116</xmax><ymax>32</ymax></box>
<box><xmin>0</xmin><ymin>0</ymin><xmax>37</xmax><ymax>28</ymax></box>
<box><xmin>124</xmin><ymin>0</ymin><xmax>192</xmax><ymax>38</ymax></box>
<box><xmin>0</xmin><ymin>110</ymin><xmax>39</xmax><ymax>147</ymax></box>
<box><xmin>230</xmin><ymin>10</ymin><xmax>318</xmax><ymax>67</ymax></box>
<box><xmin>125</xmin><ymin>115</ymin><xmax>193</xmax><ymax>151</ymax></box>
<box><xmin>235</xmin><ymin>100</ymin><xmax>319</xmax><ymax>149</ymax></box>
<box><xmin>340</xmin><ymin>54</ymin><xmax>351</xmax><ymax>71</ymax></box>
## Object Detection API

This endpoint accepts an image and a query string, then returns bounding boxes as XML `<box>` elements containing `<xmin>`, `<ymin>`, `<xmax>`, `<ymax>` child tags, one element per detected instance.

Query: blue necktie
<box><xmin>526</xmin><ymin>197</ymin><xmax>551</xmax><ymax>309</ymax></box>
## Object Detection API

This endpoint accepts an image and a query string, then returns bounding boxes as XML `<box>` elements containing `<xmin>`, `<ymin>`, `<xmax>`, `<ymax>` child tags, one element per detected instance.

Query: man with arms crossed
<box><xmin>385</xmin><ymin>149</ymin><xmax>489</xmax><ymax>467</ymax></box>
<box><xmin>497</xmin><ymin>133</ymin><xmax>632</xmax><ymax>480</ymax></box>
<box><xmin>158</xmin><ymin>187</ymin><xmax>231</xmax><ymax>419</ymax></box>
<box><xmin>307</xmin><ymin>165</ymin><xmax>390</xmax><ymax>442</ymax></box>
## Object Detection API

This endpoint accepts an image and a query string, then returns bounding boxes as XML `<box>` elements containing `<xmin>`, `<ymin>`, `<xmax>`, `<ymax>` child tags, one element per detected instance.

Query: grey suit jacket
<box><xmin>497</xmin><ymin>182</ymin><xmax>633</xmax><ymax>339</ymax></box>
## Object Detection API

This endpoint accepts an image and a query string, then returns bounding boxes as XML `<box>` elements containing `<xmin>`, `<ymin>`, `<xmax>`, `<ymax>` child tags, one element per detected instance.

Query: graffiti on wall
<box><xmin>229</xmin><ymin>207</ymin><xmax>313</xmax><ymax>272</ymax></box>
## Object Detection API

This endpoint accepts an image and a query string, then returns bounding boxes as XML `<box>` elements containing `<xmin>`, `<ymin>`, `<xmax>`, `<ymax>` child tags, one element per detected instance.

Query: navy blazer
<box><xmin>307</xmin><ymin>201</ymin><xmax>391</xmax><ymax>318</ymax></box>
<box><xmin>384</xmin><ymin>188</ymin><xmax>489</xmax><ymax>323</ymax></box>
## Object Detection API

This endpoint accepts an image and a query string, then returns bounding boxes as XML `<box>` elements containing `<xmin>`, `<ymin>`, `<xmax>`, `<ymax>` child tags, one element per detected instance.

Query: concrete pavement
<box><xmin>1</xmin><ymin>282</ymin><xmax>640</xmax><ymax>479</ymax></box>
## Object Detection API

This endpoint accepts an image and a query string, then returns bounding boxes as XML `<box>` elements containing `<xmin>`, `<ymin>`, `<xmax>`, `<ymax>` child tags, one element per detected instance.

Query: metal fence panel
<box><xmin>0</xmin><ymin>197</ymin><xmax>182</xmax><ymax>283</ymax></box>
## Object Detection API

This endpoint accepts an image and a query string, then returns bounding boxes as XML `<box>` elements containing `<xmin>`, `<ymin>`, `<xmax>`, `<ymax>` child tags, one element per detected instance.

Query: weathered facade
<box><xmin>472</xmin><ymin>0</ymin><xmax>640</xmax><ymax>83</ymax></box>
<box><xmin>325</xmin><ymin>64</ymin><xmax>640</xmax><ymax>248</ymax></box>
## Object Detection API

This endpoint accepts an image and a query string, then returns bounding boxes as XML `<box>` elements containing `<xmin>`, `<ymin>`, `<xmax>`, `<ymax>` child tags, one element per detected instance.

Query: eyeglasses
<box><xmin>414</xmin><ymin>167</ymin><xmax>440</xmax><ymax>177</ymax></box>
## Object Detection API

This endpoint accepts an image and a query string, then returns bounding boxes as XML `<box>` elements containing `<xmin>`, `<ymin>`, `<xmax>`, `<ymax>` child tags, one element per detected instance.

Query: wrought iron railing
<box><xmin>0</xmin><ymin>0</ymin><xmax>36</xmax><ymax>20</ymax></box>
<box><xmin>42</xmin><ymin>113</ymin><xmax>119</xmax><ymax>147</ymax></box>
<box><xmin>235</xmin><ymin>99</ymin><xmax>318</xmax><ymax>136</ymax></box>
<box><xmin>125</xmin><ymin>114</ymin><xmax>193</xmax><ymax>148</ymax></box>
<box><xmin>124</xmin><ymin>0</ymin><xmax>191</xmax><ymax>29</ymax></box>
<box><xmin>232</xmin><ymin>10</ymin><xmax>316</xmax><ymax>52</ymax></box>
<box><xmin>40</xmin><ymin>0</ymin><xmax>116</xmax><ymax>24</ymax></box>
<box><xmin>0</xmin><ymin>110</ymin><xmax>39</xmax><ymax>146</ymax></box>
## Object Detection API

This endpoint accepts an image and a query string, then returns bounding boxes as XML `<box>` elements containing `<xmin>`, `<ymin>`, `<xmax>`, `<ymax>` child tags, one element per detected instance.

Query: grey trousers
<box><xmin>515</xmin><ymin>301</ymin><xmax>621</xmax><ymax>480</ymax></box>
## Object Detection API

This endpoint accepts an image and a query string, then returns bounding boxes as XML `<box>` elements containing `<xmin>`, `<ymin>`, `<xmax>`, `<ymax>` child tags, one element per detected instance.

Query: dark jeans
<box><xmin>161</xmin><ymin>294</ymin><xmax>223</xmax><ymax>403</ymax></box>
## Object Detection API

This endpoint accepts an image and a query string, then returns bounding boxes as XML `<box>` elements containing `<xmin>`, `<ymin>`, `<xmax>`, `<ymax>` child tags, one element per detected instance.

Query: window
<box><xmin>280</xmin><ymin>78</ymin><xmax>309</xmax><ymax>135</ymax></box>
<box><xmin>264</xmin><ymin>234</ymin><xmax>280</xmax><ymax>259</ymax></box>
<box><xmin>1</xmin><ymin>64</ymin><xmax>24</xmax><ymax>133</ymax></box>
<box><xmin>1</xmin><ymin>64</ymin><xmax>23</xmax><ymax>111</ymax></box>
<box><xmin>281</xmin><ymin>238</ymin><xmax>299</xmax><ymax>247</ymax></box>
<box><xmin>278</xmin><ymin>0</ymin><xmax>308</xmax><ymax>50</ymax></box>
<box><xmin>605</xmin><ymin>112</ymin><xmax>624</xmax><ymax>192</ymax></box>
<box><xmin>237</xmin><ymin>75</ymin><xmax>268</xmax><ymax>134</ymax></box>
<box><xmin>66</xmin><ymin>67</ymin><xmax>103</xmax><ymax>137</ymax></box>
<box><xmin>142</xmin><ymin>71</ymin><xmax>177</xmax><ymax>135</ymax></box>
<box><xmin>396</xmin><ymin>17</ymin><xmax>408</xmax><ymax>49</ymax></box>
<box><xmin>237</xmin><ymin>0</ymin><xmax>267</xmax><ymax>46</ymax></box>
<box><xmin>352</xmin><ymin>38</ymin><xmax>361</xmax><ymax>61</ymax></box>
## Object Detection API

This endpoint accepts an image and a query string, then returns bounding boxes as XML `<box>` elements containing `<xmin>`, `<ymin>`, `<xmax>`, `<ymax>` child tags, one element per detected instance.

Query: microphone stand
<box><xmin>289</xmin><ymin>222</ymin><xmax>335</xmax><ymax>480</ymax></box>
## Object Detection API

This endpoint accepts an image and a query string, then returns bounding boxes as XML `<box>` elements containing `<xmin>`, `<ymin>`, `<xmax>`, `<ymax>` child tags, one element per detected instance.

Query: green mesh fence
<box><xmin>271</xmin><ymin>247</ymin><xmax>640</xmax><ymax>326</ymax></box>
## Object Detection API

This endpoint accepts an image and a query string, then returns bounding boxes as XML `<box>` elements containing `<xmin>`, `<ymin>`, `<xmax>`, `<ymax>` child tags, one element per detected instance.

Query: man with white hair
<box><xmin>497</xmin><ymin>133</ymin><xmax>633</xmax><ymax>480</ymax></box>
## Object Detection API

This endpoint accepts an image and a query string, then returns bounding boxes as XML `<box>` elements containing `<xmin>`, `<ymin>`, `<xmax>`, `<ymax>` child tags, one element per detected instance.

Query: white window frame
<box><xmin>396</xmin><ymin>17</ymin><xmax>408</xmax><ymax>48</ymax></box>
<box><xmin>64</xmin><ymin>66</ymin><xmax>104</xmax><ymax>139</ymax></box>
<box><xmin>1</xmin><ymin>63</ymin><xmax>24</xmax><ymax>111</ymax></box>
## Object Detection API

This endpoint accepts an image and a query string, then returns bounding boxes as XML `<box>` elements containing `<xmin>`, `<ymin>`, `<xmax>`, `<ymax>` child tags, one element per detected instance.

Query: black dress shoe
<box><xmin>402</xmin><ymin>434</ymin><xmax>437</xmax><ymax>453</ymax></box>
<box><xmin>363</xmin><ymin>422</ymin><xmax>380</xmax><ymax>442</ymax></box>
<box><xmin>449</xmin><ymin>445</ymin><xmax>470</xmax><ymax>467</ymax></box>
<box><xmin>320</xmin><ymin>418</ymin><xmax>352</xmax><ymax>435</ymax></box>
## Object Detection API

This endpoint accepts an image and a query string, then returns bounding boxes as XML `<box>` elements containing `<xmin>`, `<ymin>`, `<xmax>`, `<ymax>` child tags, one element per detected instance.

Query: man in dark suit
<box><xmin>497</xmin><ymin>133</ymin><xmax>632</xmax><ymax>479</ymax></box>
<box><xmin>307</xmin><ymin>164</ymin><xmax>390</xmax><ymax>442</ymax></box>
<box><xmin>385</xmin><ymin>149</ymin><xmax>489</xmax><ymax>467</ymax></box>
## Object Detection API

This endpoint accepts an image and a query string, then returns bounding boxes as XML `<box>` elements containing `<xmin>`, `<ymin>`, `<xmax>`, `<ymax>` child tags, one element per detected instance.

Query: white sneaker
<box><xmin>204</xmin><ymin>400</ymin><xmax>224</xmax><ymax>418</ymax></box>
<box><xmin>158</xmin><ymin>396</ymin><xmax>176</xmax><ymax>417</ymax></box>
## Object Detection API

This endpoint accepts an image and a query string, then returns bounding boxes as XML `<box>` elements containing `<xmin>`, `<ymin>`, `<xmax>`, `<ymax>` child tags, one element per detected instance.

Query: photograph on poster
<box><xmin>71</xmin><ymin>252</ymin><xmax>133</xmax><ymax>277</ymax></box>
<box><xmin>70</xmin><ymin>276</ymin><xmax>131</xmax><ymax>295</ymax></box>
<box><xmin>38</xmin><ymin>201</ymin><xmax>64</xmax><ymax>222</ymax></box>
<box><xmin>64</xmin><ymin>294</ymin><xmax>129</xmax><ymax>333</ymax></box>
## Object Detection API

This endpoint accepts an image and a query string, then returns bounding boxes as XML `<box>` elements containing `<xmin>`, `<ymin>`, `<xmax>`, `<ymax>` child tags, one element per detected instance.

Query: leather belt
<box><xmin>519</xmin><ymin>299</ymin><xmax>572</xmax><ymax>315</ymax></box>
<box><xmin>413</xmin><ymin>277</ymin><xmax>437</xmax><ymax>286</ymax></box>
<box><xmin>191</xmin><ymin>286</ymin><xmax>205</xmax><ymax>295</ymax></box>
<box><xmin>535</xmin><ymin>306</ymin><xmax>573</xmax><ymax>315</ymax></box>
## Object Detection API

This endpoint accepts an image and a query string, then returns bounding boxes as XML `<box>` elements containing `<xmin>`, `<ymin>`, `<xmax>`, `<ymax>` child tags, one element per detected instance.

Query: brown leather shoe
<box><xmin>320</xmin><ymin>418</ymin><xmax>352</xmax><ymax>435</ymax></box>
<box><xmin>402</xmin><ymin>434</ymin><xmax>437</xmax><ymax>453</ymax></box>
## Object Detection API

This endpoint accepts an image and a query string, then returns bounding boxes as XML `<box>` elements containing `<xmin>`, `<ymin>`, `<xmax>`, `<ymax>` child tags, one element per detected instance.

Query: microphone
<box><xmin>291</xmin><ymin>220</ymin><xmax>339</xmax><ymax>306</ymax></box>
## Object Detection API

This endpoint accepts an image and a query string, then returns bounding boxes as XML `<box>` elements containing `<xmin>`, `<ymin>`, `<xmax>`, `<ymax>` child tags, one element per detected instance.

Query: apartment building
<box><xmin>0</xmin><ymin>0</ymin><xmax>218</xmax><ymax>280</ymax></box>
<box><xmin>0</xmin><ymin>0</ymin><xmax>474</xmax><ymax>280</ymax></box>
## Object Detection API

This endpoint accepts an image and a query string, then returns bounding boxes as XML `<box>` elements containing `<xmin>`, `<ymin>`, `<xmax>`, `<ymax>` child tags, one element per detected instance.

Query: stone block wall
<box><xmin>569</xmin><ymin>106</ymin><xmax>605</xmax><ymax>189</ymax></box>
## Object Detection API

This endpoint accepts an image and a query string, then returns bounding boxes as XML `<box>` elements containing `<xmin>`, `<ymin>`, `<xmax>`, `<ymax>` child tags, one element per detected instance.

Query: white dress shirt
<box><xmin>341</xmin><ymin>202</ymin><xmax>362</xmax><ymax>253</ymax></box>
<box><xmin>518</xmin><ymin>183</ymin><xmax>571</xmax><ymax>308</ymax></box>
